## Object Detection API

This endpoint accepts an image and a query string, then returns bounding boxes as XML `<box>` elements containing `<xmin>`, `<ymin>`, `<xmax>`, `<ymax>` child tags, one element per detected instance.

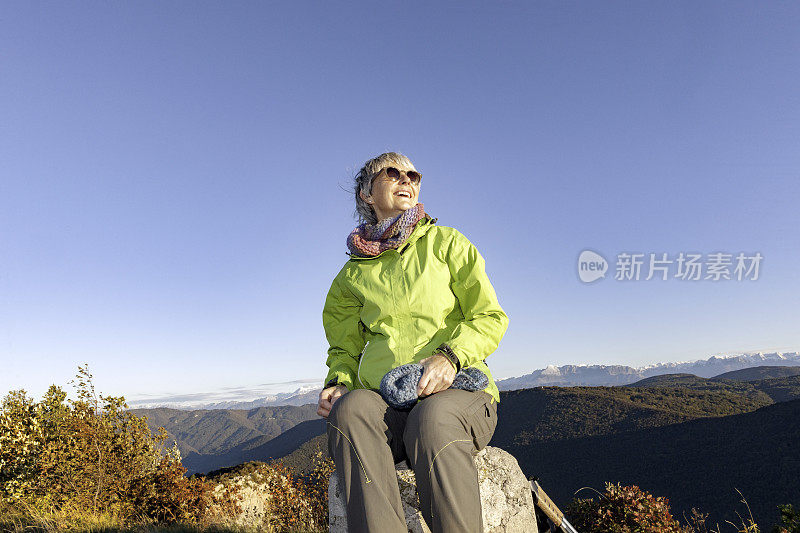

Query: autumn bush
<box><xmin>773</xmin><ymin>504</ymin><xmax>800</xmax><ymax>533</ymax></box>
<box><xmin>302</xmin><ymin>451</ymin><xmax>336</xmax><ymax>528</ymax></box>
<box><xmin>567</xmin><ymin>482</ymin><xmax>687</xmax><ymax>533</ymax></box>
<box><xmin>0</xmin><ymin>365</ymin><xmax>242</xmax><ymax>529</ymax></box>
<box><xmin>564</xmin><ymin>483</ymin><xmax>785</xmax><ymax>533</ymax></box>
<box><xmin>0</xmin><ymin>364</ymin><xmax>341</xmax><ymax>531</ymax></box>
<box><xmin>210</xmin><ymin>452</ymin><xmax>335</xmax><ymax>533</ymax></box>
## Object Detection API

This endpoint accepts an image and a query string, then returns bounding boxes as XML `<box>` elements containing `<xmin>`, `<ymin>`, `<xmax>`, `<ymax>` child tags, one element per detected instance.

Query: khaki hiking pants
<box><xmin>327</xmin><ymin>387</ymin><xmax>498</xmax><ymax>533</ymax></box>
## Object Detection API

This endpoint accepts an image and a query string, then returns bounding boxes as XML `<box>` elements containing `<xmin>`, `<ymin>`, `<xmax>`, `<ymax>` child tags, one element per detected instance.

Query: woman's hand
<box><xmin>417</xmin><ymin>354</ymin><xmax>457</xmax><ymax>398</ymax></box>
<box><xmin>317</xmin><ymin>385</ymin><xmax>348</xmax><ymax>418</ymax></box>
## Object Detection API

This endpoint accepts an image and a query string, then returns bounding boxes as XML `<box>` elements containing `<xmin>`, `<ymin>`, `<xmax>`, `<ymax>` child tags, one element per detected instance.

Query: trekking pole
<box><xmin>529</xmin><ymin>477</ymin><xmax>580</xmax><ymax>533</ymax></box>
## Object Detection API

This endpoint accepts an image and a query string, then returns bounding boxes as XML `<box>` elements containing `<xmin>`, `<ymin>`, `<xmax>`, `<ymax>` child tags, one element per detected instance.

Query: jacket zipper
<box><xmin>357</xmin><ymin>344</ymin><xmax>368</xmax><ymax>388</ymax></box>
<box><xmin>350</xmin><ymin>217</ymin><xmax>436</xmax><ymax>387</ymax></box>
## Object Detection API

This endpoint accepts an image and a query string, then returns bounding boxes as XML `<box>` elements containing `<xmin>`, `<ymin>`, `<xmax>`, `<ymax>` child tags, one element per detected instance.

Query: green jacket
<box><xmin>322</xmin><ymin>216</ymin><xmax>508</xmax><ymax>404</ymax></box>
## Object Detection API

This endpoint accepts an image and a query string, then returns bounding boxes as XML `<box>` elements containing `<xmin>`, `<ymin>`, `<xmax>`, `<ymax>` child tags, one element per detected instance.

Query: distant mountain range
<box><xmin>496</xmin><ymin>351</ymin><xmax>800</xmax><ymax>390</ymax></box>
<box><xmin>198</xmin><ymin>386</ymin><xmax>320</xmax><ymax>409</ymax></box>
<box><xmin>128</xmin><ymin>351</ymin><xmax>800</xmax><ymax>410</ymax></box>
<box><xmin>129</xmin><ymin>384</ymin><xmax>320</xmax><ymax>410</ymax></box>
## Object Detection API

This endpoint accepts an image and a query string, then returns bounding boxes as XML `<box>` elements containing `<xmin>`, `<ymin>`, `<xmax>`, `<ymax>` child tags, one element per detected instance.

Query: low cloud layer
<box><xmin>126</xmin><ymin>378</ymin><xmax>319</xmax><ymax>408</ymax></box>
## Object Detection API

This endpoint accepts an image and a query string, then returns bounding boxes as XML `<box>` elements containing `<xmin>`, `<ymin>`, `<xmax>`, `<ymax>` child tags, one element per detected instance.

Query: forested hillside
<box><xmin>712</xmin><ymin>365</ymin><xmax>800</xmax><ymax>381</ymax></box>
<box><xmin>627</xmin><ymin>372</ymin><xmax>800</xmax><ymax>403</ymax></box>
<box><xmin>494</xmin><ymin>383</ymin><xmax>772</xmax><ymax>446</ymax></box>
<box><xmin>505</xmin><ymin>398</ymin><xmax>800</xmax><ymax>529</ymax></box>
<box><xmin>131</xmin><ymin>404</ymin><xmax>319</xmax><ymax>456</ymax></box>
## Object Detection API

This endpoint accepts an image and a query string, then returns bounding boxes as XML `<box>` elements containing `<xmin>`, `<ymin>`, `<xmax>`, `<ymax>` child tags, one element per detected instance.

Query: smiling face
<box><xmin>359</xmin><ymin>162</ymin><xmax>421</xmax><ymax>223</ymax></box>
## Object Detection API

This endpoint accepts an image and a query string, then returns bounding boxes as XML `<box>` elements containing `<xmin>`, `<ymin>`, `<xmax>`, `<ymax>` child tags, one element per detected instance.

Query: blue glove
<box><xmin>379</xmin><ymin>363</ymin><xmax>489</xmax><ymax>409</ymax></box>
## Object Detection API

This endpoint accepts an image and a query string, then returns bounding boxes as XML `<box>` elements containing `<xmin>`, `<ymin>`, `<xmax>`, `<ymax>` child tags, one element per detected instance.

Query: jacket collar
<box><xmin>347</xmin><ymin>215</ymin><xmax>437</xmax><ymax>261</ymax></box>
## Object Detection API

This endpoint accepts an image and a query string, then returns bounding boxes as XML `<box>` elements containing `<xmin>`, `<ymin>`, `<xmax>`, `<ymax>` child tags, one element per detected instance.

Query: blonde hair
<box><xmin>353</xmin><ymin>152</ymin><xmax>417</xmax><ymax>224</ymax></box>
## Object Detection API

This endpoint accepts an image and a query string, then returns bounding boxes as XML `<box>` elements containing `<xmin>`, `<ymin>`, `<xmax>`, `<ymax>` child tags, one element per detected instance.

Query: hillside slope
<box><xmin>132</xmin><ymin>404</ymin><xmax>318</xmax><ymax>455</ymax></box>
<box><xmin>494</xmin><ymin>385</ymin><xmax>772</xmax><ymax>446</ymax></box>
<box><xmin>625</xmin><ymin>372</ymin><xmax>800</xmax><ymax>404</ymax></box>
<box><xmin>626</xmin><ymin>373</ymin><xmax>754</xmax><ymax>393</ymax></box>
<box><xmin>752</xmin><ymin>375</ymin><xmax>800</xmax><ymax>403</ymax></box>
<box><xmin>184</xmin><ymin>418</ymin><xmax>326</xmax><ymax>474</ymax></box>
<box><xmin>712</xmin><ymin>365</ymin><xmax>800</xmax><ymax>381</ymax></box>
<box><xmin>507</xmin><ymin>399</ymin><xmax>800</xmax><ymax>530</ymax></box>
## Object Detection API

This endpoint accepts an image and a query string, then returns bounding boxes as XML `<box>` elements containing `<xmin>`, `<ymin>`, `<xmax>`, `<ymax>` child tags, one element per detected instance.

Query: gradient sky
<box><xmin>2</xmin><ymin>1</ymin><xmax>799</xmax><ymax>403</ymax></box>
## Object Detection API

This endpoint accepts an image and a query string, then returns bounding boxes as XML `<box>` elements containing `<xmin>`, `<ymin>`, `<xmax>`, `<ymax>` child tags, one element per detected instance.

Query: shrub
<box><xmin>209</xmin><ymin>452</ymin><xmax>334</xmax><ymax>532</ymax></box>
<box><xmin>301</xmin><ymin>451</ymin><xmax>336</xmax><ymax>528</ymax></box>
<box><xmin>0</xmin><ymin>389</ymin><xmax>43</xmax><ymax>502</ymax></box>
<box><xmin>567</xmin><ymin>484</ymin><xmax>773</xmax><ymax>533</ymax></box>
<box><xmin>0</xmin><ymin>365</ymin><xmax>238</xmax><ymax>527</ymax></box>
<box><xmin>773</xmin><ymin>504</ymin><xmax>800</xmax><ymax>533</ymax></box>
<box><xmin>567</xmin><ymin>482</ymin><xmax>685</xmax><ymax>533</ymax></box>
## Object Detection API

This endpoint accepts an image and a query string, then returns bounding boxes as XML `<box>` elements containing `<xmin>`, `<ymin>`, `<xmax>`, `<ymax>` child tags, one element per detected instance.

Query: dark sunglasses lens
<box><xmin>385</xmin><ymin>167</ymin><xmax>400</xmax><ymax>179</ymax></box>
<box><xmin>408</xmin><ymin>171</ymin><xmax>421</xmax><ymax>183</ymax></box>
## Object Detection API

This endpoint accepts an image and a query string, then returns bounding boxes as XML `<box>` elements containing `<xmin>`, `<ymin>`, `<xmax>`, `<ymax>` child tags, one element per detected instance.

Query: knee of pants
<box><xmin>403</xmin><ymin>396</ymin><xmax>461</xmax><ymax>453</ymax></box>
<box><xmin>328</xmin><ymin>388</ymin><xmax>385</xmax><ymax>433</ymax></box>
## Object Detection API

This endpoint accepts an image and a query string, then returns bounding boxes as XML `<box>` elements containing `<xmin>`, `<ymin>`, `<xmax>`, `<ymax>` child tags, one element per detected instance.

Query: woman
<box><xmin>317</xmin><ymin>152</ymin><xmax>509</xmax><ymax>533</ymax></box>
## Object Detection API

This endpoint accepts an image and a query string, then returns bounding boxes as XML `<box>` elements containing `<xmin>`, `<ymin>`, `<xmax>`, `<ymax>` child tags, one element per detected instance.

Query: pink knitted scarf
<box><xmin>347</xmin><ymin>204</ymin><xmax>428</xmax><ymax>257</ymax></box>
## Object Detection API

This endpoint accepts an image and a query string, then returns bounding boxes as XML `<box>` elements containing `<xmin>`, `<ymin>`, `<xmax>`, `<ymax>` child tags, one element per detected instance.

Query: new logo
<box><xmin>578</xmin><ymin>250</ymin><xmax>608</xmax><ymax>283</ymax></box>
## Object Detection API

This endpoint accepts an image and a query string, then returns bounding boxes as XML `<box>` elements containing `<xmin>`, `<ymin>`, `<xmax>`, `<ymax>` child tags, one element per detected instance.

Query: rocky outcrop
<box><xmin>329</xmin><ymin>446</ymin><xmax>538</xmax><ymax>533</ymax></box>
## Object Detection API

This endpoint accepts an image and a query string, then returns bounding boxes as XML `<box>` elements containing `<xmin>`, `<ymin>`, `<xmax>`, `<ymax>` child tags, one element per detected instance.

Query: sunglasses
<box><xmin>378</xmin><ymin>166</ymin><xmax>422</xmax><ymax>185</ymax></box>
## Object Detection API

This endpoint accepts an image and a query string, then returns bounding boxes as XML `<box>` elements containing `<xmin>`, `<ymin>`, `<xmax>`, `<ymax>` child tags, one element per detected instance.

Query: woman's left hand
<box><xmin>417</xmin><ymin>354</ymin><xmax>457</xmax><ymax>397</ymax></box>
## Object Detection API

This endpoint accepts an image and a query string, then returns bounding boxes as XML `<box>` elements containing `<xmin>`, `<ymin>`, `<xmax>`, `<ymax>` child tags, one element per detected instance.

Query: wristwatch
<box><xmin>433</xmin><ymin>343</ymin><xmax>461</xmax><ymax>372</ymax></box>
<box><xmin>325</xmin><ymin>378</ymin><xmax>339</xmax><ymax>388</ymax></box>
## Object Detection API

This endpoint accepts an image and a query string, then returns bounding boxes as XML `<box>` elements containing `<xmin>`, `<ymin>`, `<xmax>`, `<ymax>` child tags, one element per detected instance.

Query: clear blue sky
<box><xmin>2</xmin><ymin>2</ymin><xmax>799</xmax><ymax>403</ymax></box>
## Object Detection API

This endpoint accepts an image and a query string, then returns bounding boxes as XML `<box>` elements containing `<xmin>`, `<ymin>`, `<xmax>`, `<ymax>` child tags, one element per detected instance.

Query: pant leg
<box><xmin>327</xmin><ymin>388</ymin><xmax>409</xmax><ymax>533</ymax></box>
<box><xmin>403</xmin><ymin>389</ymin><xmax>498</xmax><ymax>533</ymax></box>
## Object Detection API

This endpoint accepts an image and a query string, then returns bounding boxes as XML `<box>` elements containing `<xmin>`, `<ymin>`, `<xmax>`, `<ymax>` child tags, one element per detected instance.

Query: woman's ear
<box><xmin>359</xmin><ymin>189</ymin><xmax>372</xmax><ymax>204</ymax></box>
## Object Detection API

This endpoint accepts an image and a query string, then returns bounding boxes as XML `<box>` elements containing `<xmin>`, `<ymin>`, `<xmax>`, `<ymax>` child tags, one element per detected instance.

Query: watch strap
<box><xmin>434</xmin><ymin>343</ymin><xmax>461</xmax><ymax>372</ymax></box>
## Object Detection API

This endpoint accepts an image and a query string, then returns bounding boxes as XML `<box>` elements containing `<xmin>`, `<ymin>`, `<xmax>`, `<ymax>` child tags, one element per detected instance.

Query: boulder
<box><xmin>328</xmin><ymin>446</ymin><xmax>538</xmax><ymax>533</ymax></box>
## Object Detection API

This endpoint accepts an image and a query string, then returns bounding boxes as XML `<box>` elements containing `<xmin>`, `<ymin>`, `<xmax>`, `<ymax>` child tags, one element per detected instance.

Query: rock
<box><xmin>328</xmin><ymin>446</ymin><xmax>538</xmax><ymax>533</ymax></box>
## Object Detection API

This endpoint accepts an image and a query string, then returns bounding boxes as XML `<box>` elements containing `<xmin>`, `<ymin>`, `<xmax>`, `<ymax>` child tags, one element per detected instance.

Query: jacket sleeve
<box><xmin>322</xmin><ymin>272</ymin><xmax>366</xmax><ymax>390</ymax></box>
<box><xmin>442</xmin><ymin>231</ymin><xmax>509</xmax><ymax>369</ymax></box>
